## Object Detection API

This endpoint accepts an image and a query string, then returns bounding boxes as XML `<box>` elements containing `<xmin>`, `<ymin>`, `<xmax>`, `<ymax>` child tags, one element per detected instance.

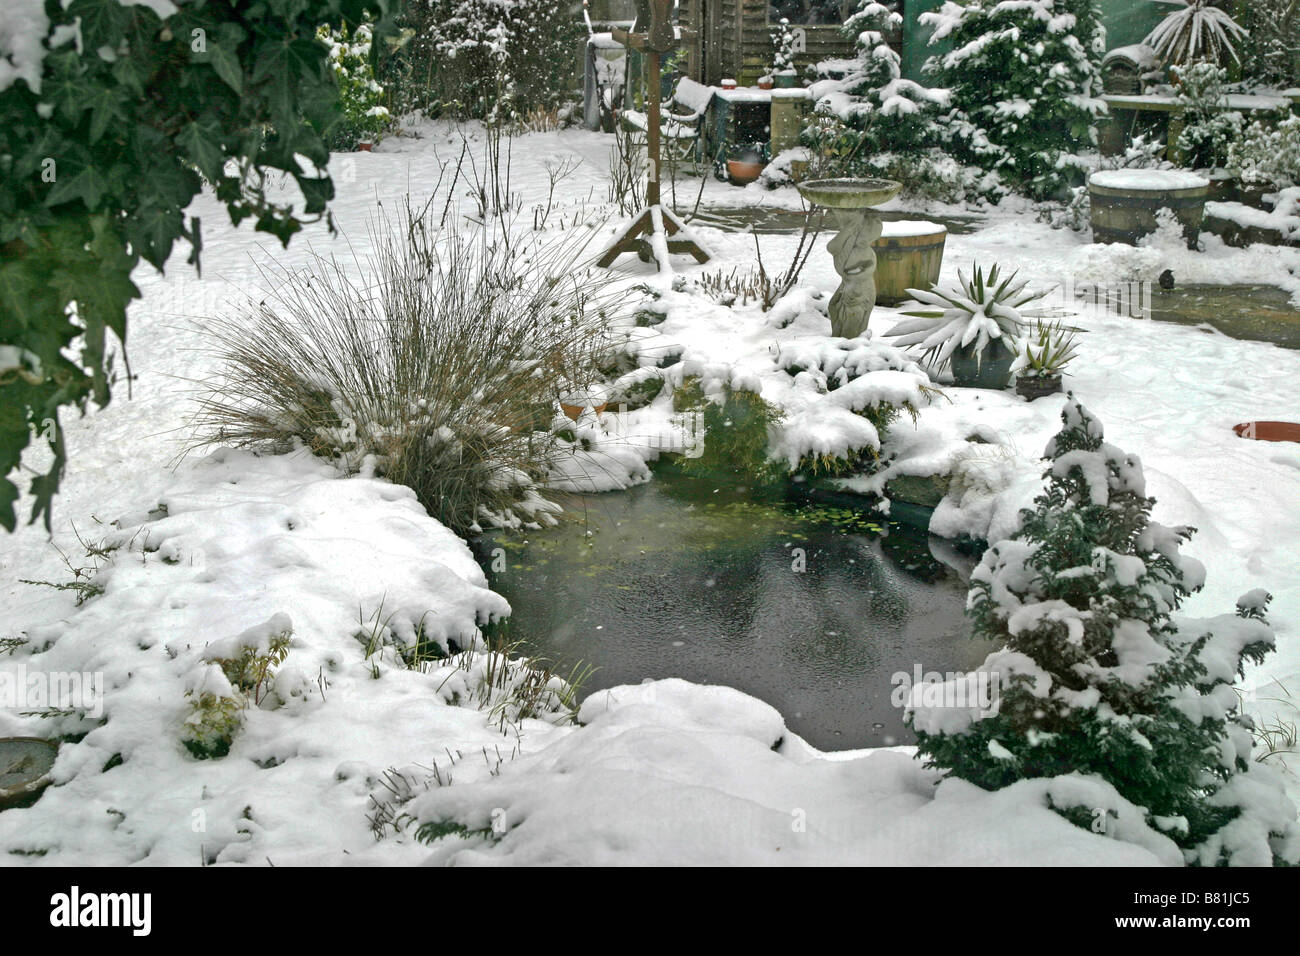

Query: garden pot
<box><xmin>0</xmin><ymin>737</ymin><xmax>58</xmax><ymax>811</ymax></box>
<box><xmin>357</xmin><ymin>141</ymin><xmax>373</xmax><ymax>152</ymax></box>
<box><xmin>757</xmin><ymin>77</ymin><xmax>774</xmax><ymax>90</ymax></box>
<box><xmin>1088</xmin><ymin>169</ymin><xmax>1209</xmax><ymax>249</ymax></box>
<box><xmin>872</xmin><ymin>221</ymin><xmax>947</xmax><ymax>306</ymax></box>
<box><xmin>560</xmin><ymin>401</ymin><xmax>609</xmax><ymax>421</ymax></box>
<box><xmin>1015</xmin><ymin>373</ymin><xmax>1063</xmax><ymax>402</ymax></box>
<box><xmin>727</xmin><ymin>159</ymin><xmax>765</xmax><ymax>186</ymax></box>
<box><xmin>721</xmin><ymin>78</ymin><xmax>737</xmax><ymax>90</ymax></box>
<box><xmin>773</xmin><ymin>72</ymin><xmax>800</xmax><ymax>89</ymax></box>
<box><xmin>950</xmin><ymin>339</ymin><xmax>1016</xmax><ymax>390</ymax></box>
<box><xmin>1233</xmin><ymin>421</ymin><xmax>1300</xmax><ymax>444</ymax></box>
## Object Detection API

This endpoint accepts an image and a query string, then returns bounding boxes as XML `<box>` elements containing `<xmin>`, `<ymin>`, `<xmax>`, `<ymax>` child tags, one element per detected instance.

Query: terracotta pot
<box><xmin>757</xmin><ymin>77</ymin><xmax>774</xmax><ymax>90</ymax></box>
<box><xmin>357</xmin><ymin>141</ymin><xmax>373</xmax><ymax>152</ymax></box>
<box><xmin>727</xmin><ymin>159</ymin><xmax>765</xmax><ymax>186</ymax></box>
<box><xmin>721</xmin><ymin>78</ymin><xmax>737</xmax><ymax>90</ymax></box>
<box><xmin>561</xmin><ymin>402</ymin><xmax>609</xmax><ymax>421</ymax></box>
<box><xmin>1233</xmin><ymin>421</ymin><xmax>1300</xmax><ymax>444</ymax></box>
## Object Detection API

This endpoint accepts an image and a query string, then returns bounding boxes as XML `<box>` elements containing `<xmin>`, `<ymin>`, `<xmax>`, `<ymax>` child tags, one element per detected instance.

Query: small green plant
<box><xmin>0</xmin><ymin>635</ymin><xmax>28</xmax><ymax>655</ymax></box>
<box><xmin>210</xmin><ymin>626</ymin><xmax>292</xmax><ymax>708</ymax></box>
<box><xmin>673</xmin><ymin>378</ymin><xmax>786</xmax><ymax>484</ymax></box>
<box><xmin>1173</xmin><ymin>63</ymin><xmax>1244</xmax><ymax>170</ymax></box>
<box><xmin>887</xmin><ymin>263</ymin><xmax>1047</xmax><ymax>372</ymax></box>
<box><xmin>1013</xmin><ymin>318</ymin><xmax>1083</xmax><ymax>380</ymax></box>
<box><xmin>19</xmin><ymin>525</ymin><xmax>120</xmax><ymax>606</ymax></box>
<box><xmin>185</xmin><ymin>616</ymin><xmax>294</xmax><ymax>758</ymax></box>
<box><xmin>317</xmin><ymin>21</ymin><xmax>396</xmax><ymax>150</ymax></box>
<box><xmin>182</xmin><ymin>688</ymin><xmax>244</xmax><ymax>760</ymax></box>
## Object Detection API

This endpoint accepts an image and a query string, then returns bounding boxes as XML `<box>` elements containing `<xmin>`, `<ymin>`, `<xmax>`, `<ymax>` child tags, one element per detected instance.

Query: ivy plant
<box><xmin>0</xmin><ymin>0</ymin><xmax>397</xmax><ymax>531</ymax></box>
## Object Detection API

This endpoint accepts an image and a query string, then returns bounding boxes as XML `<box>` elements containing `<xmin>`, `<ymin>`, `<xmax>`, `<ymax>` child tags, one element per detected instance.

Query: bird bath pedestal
<box><xmin>796</xmin><ymin>178</ymin><xmax>902</xmax><ymax>338</ymax></box>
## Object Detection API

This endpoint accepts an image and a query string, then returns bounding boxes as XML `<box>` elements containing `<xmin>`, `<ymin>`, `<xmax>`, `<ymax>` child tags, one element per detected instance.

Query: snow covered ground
<box><xmin>2</xmin><ymin>119</ymin><xmax>1298</xmax><ymax>864</ymax></box>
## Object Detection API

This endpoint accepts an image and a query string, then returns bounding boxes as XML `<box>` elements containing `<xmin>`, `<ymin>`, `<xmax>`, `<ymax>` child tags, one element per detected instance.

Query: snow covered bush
<box><xmin>195</xmin><ymin>196</ymin><xmax>618</xmax><ymax>534</ymax></box>
<box><xmin>318</xmin><ymin>22</ymin><xmax>396</xmax><ymax>150</ymax></box>
<box><xmin>1173</xmin><ymin>62</ymin><xmax>1244</xmax><ymax>171</ymax></box>
<box><xmin>910</xmin><ymin>399</ymin><xmax>1300</xmax><ymax>866</ymax></box>
<box><xmin>1242</xmin><ymin>0</ymin><xmax>1300</xmax><ymax>88</ymax></box>
<box><xmin>1227</xmin><ymin>115</ymin><xmax>1300</xmax><ymax>189</ymax></box>
<box><xmin>771</xmin><ymin>18</ymin><xmax>800</xmax><ymax>78</ymax></box>
<box><xmin>382</xmin><ymin>0</ymin><xmax>583</xmax><ymax>120</ymax></box>
<box><xmin>802</xmin><ymin>2</ymin><xmax>951</xmax><ymax>189</ymax></box>
<box><xmin>921</xmin><ymin>0</ymin><xmax>1106</xmax><ymax>199</ymax></box>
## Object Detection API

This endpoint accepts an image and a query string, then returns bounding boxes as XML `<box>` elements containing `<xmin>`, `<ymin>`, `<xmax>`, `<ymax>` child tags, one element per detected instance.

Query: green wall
<box><xmin>901</xmin><ymin>0</ymin><xmax>1169</xmax><ymax>82</ymax></box>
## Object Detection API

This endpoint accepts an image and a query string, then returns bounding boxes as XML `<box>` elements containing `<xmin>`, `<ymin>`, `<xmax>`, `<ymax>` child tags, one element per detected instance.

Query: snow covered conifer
<box><xmin>910</xmin><ymin>398</ymin><xmax>1299</xmax><ymax>865</ymax></box>
<box><xmin>921</xmin><ymin>0</ymin><xmax>1106</xmax><ymax>198</ymax></box>
<box><xmin>816</xmin><ymin>1</ymin><xmax>949</xmax><ymax>156</ymax></box>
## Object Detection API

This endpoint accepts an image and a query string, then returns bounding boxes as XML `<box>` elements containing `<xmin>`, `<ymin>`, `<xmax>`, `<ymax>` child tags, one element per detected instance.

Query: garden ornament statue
<box><xmin>795</xmin><ymin>177</ymin><xmax>902</xmax><ymax>338</ymax></box>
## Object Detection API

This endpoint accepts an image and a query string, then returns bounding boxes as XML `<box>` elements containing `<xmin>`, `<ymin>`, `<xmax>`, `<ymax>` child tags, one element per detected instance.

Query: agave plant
<box><xmin>886</xmin><ymin>263</ymin><xmax>1048</xmax><ymax>372</ymax></box>
<box><xmin>1011</xmin><ymin>318</ymin><xmax>1083</xmax><ymax>380</ymax></box>
<box><xmin>1145</xmin><ymin>0</ymin><xmax>1249</xmax><ymax>67</ymax></box>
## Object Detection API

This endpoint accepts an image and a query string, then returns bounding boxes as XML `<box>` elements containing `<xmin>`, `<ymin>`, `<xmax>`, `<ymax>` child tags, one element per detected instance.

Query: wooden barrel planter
<box><xmin>872</xmin><ymin>221</ymin><xmax>947</xmax><ymax>306</ymax></box>
<box><xmin>1088</xmin><ymin>169</ymin><xmax>1209</xmax><ymax>248</ymax></box>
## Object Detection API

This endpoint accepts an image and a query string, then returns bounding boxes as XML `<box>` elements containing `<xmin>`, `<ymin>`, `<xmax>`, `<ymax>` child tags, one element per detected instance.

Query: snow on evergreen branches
<box><xmin>909</xmin><ymin>396</ymin><xmax>1300</xmax><ymax>866</ymax></box>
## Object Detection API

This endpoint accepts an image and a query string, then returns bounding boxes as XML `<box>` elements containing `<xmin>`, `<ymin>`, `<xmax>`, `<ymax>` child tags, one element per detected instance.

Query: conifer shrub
<box><xmin>910</xmin><ymin>398</ymin><xmax>1300</xmax><ymax>865</ymax></box>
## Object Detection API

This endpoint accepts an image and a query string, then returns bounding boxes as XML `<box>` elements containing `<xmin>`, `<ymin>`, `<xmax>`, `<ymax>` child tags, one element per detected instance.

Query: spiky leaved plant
<box><xmin>909</xmin><ymin>398</ymin><xmax>1300</xmax><ymax>866</ymax></box>
<box><xmin>886</xmin><ymin>263</ymin><xmax>1046</xmax><ymax>372</ymax></box>
<box><xmin>1012</xmin><ymin>318</ymin><xmax>1082</xmax><ymax>380</ymax></box>
<box><xmin>1145</xmin><ymin>0</ymin><xmax>1249</xmax><ymax>68</ymax></box>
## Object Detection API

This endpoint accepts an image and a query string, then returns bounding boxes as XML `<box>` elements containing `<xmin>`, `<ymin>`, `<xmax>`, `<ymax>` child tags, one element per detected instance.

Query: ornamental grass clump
<box><xmin>194</xmin><ymin>191</ymin><xmax>619</xmax><ymax>534</ymax></box>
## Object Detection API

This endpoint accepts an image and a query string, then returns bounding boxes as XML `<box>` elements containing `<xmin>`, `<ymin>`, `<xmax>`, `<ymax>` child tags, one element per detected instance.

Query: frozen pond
<box><xmin>475</xmin><ymin>473</ymin><xmax>987</xmax><ymax>750</ymax></box>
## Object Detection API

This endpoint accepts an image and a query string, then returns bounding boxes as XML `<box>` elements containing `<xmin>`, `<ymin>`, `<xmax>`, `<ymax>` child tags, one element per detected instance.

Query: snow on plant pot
<box><xmin>886</xmin><ymin>263</ymin><xmax>1047</xmax><ymax>390</ymax></box>
<box><xmin>757</xmin><ymin>75</ymin><xmax>774</xmax><ymax>90</ymax></box>
<box><xmin>1012</xmin><ymin>318</ymin><xmax>1083</xmax><ymax>401</ymax></box>
<box><xmin>1088</xmin><ymin>168</ymin><xmax>1209</xmax><ymax>248</ymax></box>
<box><xmin>559</xmin><ymin>383</ymin><xmax>611</xmax><ymax>421</ymax></box>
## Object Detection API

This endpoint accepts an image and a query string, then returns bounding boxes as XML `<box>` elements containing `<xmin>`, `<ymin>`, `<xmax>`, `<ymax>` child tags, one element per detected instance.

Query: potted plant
<box><xmin>1012</xmin><ymin>318</ymin><xmax>1083</xmax><ymax>401</ymax></box>
<box><xmin>887</xmin><ymin>263</ymin><xmax>1048</xmax><ymax>390</ymax></box>
<box><xmin>726</xmin><ymin>143</ymin><xmax>767</xmax><ymax>186</ymax></box>
<box><xmin>770</xmin><ymin>18</ymin><xmax>801</xmax><ymax>89</ymax></box>
<box><xmin>757</xmin><ymin>75</ymin><xmax>774</xmax><ymax>91</ymax></box>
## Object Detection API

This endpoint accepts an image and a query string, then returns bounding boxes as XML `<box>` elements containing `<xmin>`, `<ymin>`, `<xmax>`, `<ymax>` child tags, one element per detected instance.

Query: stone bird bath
<box><xmin>796</xmin><ymin>177</ymin><xmax>902</xmax><ymax>338</ymax></box>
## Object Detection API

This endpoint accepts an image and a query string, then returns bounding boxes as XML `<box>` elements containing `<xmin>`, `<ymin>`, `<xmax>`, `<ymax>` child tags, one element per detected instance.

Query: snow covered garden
<box><xmin>2</xmin><ymin>0</ymin><xmax>1300</xmax><ymax>870</ymax></box>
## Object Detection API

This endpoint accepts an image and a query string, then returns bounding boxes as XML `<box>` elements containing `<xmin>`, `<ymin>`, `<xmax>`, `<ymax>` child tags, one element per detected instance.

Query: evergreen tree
<box><xmin>920</xmin><ymin>0</ymin><xmax>1106</xmax><ymax>198</ymax></box>
<box><xmin>910</xmin><ymin>398</ymin><xmax>1299</xmax><ymax>865</ymax></box>
<box><xmin>828</xmin><ymin>1</ymin><xmax>948</xmax><ymax>156</ymax></box>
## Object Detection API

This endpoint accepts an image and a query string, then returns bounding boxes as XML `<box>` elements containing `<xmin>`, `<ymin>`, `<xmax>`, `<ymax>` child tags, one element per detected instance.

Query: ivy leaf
<box><xmin>177</xmin><ymin>118</ymin><xmax>227</xmax><ymax>182</ymax></box>
<box><xmin>204</xmin><ymin>41</ymin><xmax>244</xmax><ymax>94</ymax></box>
<box><xmin>44</xmin><ymin>163</ymin><xmax>111</xmax><ymax>212</ymax></box>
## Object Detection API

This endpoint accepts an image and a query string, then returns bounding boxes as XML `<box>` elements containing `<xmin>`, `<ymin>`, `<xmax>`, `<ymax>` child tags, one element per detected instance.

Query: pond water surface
<box><xmin>476</xmin><ymin>474</ymin><xmax>987</xmax><ymax>750</ymax></box>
